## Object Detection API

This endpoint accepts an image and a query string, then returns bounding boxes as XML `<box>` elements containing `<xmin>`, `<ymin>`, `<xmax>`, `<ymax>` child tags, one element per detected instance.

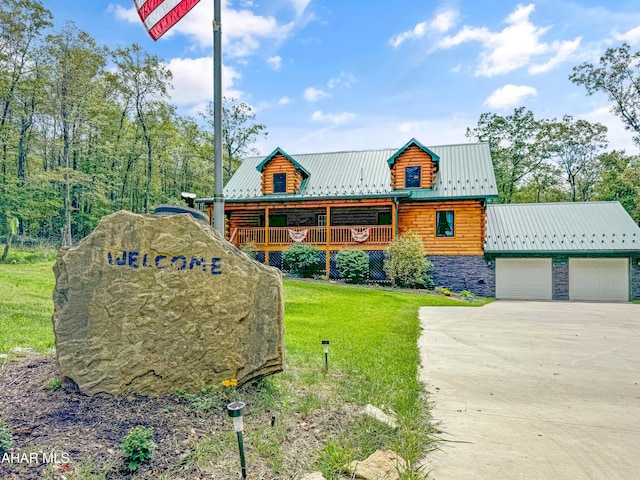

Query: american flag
<box><xmin>134</xmin><ymin>0</ymin><xmax>202</xmax><ymax>41</ymax></box>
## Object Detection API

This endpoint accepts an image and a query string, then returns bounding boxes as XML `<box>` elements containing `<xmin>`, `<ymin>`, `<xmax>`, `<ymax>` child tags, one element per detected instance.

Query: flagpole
<box><xmin>213</xmin><ymin>0</ymin><xmax>224</xmax><ymax>234</ymax></box>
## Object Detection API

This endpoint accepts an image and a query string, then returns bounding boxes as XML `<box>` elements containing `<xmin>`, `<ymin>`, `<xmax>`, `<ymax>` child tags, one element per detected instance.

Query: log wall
<box><xmin>398</xmin><ymin>200</ymin><xmax>485</xmax><ymax>255</ymax></box>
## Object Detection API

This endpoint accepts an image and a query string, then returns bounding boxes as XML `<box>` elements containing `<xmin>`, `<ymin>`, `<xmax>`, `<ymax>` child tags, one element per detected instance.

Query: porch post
<box><xmin>264</xmin><ymin>207</ymin><xmax>270</xmax><ymax>266</ymax></box>
<box><xmin>207</xmin><ymin>205</ymin><xmax>214</xmax><ymax>227</ymax></box>
<box><xmin>391</xmin><ymin>199</ymin><xmax>398</xmax><ymax>240</ymax></box>
<box><xmin>325</xmin><ymin>205</ymin><xmax>331</xmax><ymax>278</ymax></box>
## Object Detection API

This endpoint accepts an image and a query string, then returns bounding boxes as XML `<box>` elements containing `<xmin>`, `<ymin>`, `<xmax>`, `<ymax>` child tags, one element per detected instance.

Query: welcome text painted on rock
<box><xmin>107</xmin><ymin>251</ymin><xmax>222</xmax><ymax>275</ymax></box>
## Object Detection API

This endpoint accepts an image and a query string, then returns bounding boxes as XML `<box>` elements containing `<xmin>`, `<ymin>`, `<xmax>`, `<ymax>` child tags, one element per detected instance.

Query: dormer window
<box><xmin>273</xmin><ymin>173</ymin><xmax>287</xmax><ymax>193</ymax></box>
<box><xmin>405</xmin><ymin>166</ymin><xmax>421</xmax><ymax>188</ymax></box>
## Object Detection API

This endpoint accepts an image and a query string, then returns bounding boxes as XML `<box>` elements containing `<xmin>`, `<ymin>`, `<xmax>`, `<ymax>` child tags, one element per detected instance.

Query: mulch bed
<box><xmin>0</xmin><ymin>355</ymin><xmax>357</xmax><ymax>479</ymax></box>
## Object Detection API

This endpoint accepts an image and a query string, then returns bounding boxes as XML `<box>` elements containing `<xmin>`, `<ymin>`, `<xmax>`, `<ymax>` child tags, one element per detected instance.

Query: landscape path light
<box><xmin>322</xmin><ymin>340</ymin><xmax>330</xmax><ymax>372</ymax></box>
<box><xmin>227</xmin><ymin>401</ymin><xmax>247</xmax><ymax>479</ymax></box>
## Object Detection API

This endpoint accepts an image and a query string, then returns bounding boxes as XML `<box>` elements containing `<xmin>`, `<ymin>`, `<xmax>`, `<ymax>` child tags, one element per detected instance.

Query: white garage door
<box><xmin>569</xmin><ymin>258</ymin><xmax>629</xmax><ymax>302</ymax></box>
<box><xmin>496</xmin><ymin>258</ymin><xmax>552</xmax><ymax>300</ymax></box>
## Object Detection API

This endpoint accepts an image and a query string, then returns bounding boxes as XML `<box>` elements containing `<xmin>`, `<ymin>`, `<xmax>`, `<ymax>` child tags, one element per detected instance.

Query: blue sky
<box><xmin>46</xmin><ymin>0</ymin><xmax>640</xmax><ymax>155</ymax></box>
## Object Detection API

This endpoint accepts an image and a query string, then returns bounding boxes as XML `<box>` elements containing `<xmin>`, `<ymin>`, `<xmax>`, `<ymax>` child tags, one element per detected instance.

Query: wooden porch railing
<box><xmin>232</xmin><ymin>225</ymin><xmax>393</xmax><ymax>247</ymax></box>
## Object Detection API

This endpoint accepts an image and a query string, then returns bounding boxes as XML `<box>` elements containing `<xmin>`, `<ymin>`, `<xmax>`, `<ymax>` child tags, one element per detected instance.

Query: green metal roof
<box><xmin>217</xmin><ymin>141</ymin><xmax>497</xmax><ymax>202</ymax></box>
<box><xmin>485</xmin><ymin>202</ymin><xmax>640</xmax><ymax>253</ymax></box>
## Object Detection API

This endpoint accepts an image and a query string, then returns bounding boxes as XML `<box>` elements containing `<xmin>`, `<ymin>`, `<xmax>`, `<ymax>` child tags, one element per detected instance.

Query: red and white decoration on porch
<box><xmin>288</xmin><ymin>229</ymin><xmax>309</xmax><ymax>242</ymax></box>
<box><xmin>350</xmin><ymin>228</ymin><xmax>370</xmax><ymax>242</ymax></box>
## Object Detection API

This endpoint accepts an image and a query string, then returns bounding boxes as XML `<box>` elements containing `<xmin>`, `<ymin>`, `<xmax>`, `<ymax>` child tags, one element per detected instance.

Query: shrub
<box><xmin>335</xmin><ymin>249</ymin><xmax>369</xmax><ymax>284</ymax></box>
<box><xmin>283</xmin><ymin>243</ymin><xmax>323</xmax><ymax>278</ymax></box>
<box><xmin>122</xmin><ymin>426</ymin><xmax>156</xmax><ymax>471</ymax></box>
<box><xmin>0</xmin><ymin>419</ymin><xmax>13</xmax><ymax>455</ymax></box>
<box><xmin>384</xmin><ymin>231</ymin><xmax>433</xmax><ymax>288</ymax></box>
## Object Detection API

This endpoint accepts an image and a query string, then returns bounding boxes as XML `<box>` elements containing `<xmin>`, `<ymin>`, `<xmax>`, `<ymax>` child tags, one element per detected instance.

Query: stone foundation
<box><xmin>428</xmin><ymin>255</ymin><xmax>495</xmax><ymax>297</ymax></box>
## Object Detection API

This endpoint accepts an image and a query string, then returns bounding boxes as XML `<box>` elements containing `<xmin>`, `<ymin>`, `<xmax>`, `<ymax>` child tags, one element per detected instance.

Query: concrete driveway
<box><xmin>418</xmin><ymin>301</ymin><xmax>640</xmax><ymax>480</ymax></box>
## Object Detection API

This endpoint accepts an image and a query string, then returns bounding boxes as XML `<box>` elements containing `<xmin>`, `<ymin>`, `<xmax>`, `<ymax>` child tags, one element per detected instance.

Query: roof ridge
<box><xmin>489</xmin><ymin>201</ymin><xmax>621</xmax><ymax>207</ymax></box>
<box><xmin>249</xmin><ymin>141</ymin><xmax>488</xmax><ymax>159</ymax></box>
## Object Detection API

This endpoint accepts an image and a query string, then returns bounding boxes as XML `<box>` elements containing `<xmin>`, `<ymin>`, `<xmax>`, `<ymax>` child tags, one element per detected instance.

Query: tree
<box><xmin>594</xmin><ymin>151</ymin><xmax>640</xmax><ymax>221</ymax></box>
<box><xmin>1</xmin><ymin>216</ymin><xmax>19</xmax><ymax>262</ymax></box>
<box><xmin>0</xmin><ymin>11</ymin><xmax>266</xmax><ymax>245</ymax></box>
<box><xmin>0</xmin><ymin>0</ymin><xmax>52</xmax><ymax>181</ymax></box>
<box><xmin>109</xmin><ymin>44</ymin><xmax>172</xmax><ymax>213</ymax></box>
<box><xmin>512</xmin><ymin>162</ymin><xmax>566</xmax><ymax>203</ymax></box>
<box><xmin>202</xmin><ymin>98</ymin><xmax>267</xmax><ymax>185</ymax></box>
<box><xmin>570</xmin><ymin>43</ymin><xmax>640</xmax><ymax>147</ymax></box>
<box><xmin>539</xmin><ymin>115</ymin><xmax>608</xmax><ymax>201</ymax></box>
<box><xmin>467</xmin><ymin>107</ymin><xmax>545</xmax><ymax>203</ymax></box>
<box><xmin>45</xmin><ymin>22</ymin><xmax>107</xmax><ymax>246</ymax></box>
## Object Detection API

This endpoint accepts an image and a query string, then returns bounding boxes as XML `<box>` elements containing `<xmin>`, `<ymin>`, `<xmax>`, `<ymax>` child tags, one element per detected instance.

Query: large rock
<box><xmin>348</xmin><ymin>450</ymin><xmax>406</xmax><ymax>480</ymax></box>
<box><xmin>52</xmin><ymin>210</ymin><xmax>284</xmax><ymax>396</ymax></box>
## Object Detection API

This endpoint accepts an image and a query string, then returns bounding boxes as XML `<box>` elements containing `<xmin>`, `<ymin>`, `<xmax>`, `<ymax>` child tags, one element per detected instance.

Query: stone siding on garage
<box><xmin>632</xmin><ymin>257</ymin><xmax>640</xmax><ymax>301</ymax></box>
<box><xmin>552</xmin><ymin>257</ymin><xmax>569</xmax><ymax>301</ymax></box>
<box><xmin>429</xmin><ymin>255</ymin><xmax>495</xmax><ymax>297</ymax></box>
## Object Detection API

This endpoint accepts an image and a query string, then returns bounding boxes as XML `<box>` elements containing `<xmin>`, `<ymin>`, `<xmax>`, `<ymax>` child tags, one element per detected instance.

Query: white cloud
<box><xmin>109</xmin><ymin>3</ymin><xmax>139</xmax><ymax>23</ymax></box>
<box><xmin>484</xmin><ymin>84</ymin><xmax>537</xmax><ymax>110</ymax></box>
<box><xmin>328</xmin><ymin>72</ymin><xmax>356</xmax><ymax>89</ymax></box>
<box><xmin>389</xmin><ymin>8</ymin><xmax>459</xmax><ymax>48</ymax></box>
<box><xmin>614</xmin><ymin>26</ymin><xmax>640</xmax><ymax>44</ymax></box>
<box><xmin>278</xmin><ymin>96</ymin><xmax>294</xmax><ymax>105</ymax></box>
<box><xmin>432</xmin><ymin>9</ymin><xmax>460</xmax><ymax>33</ymax></box>
<box><xmin>113</xmin><ymin>0</ymin><xmax>295</xmax><ymax>59</ymax></box>
<box><xmin>267</xmin><ymin>55</ymin><xmax>282</xmax><ymax>71</ymax></box>
<box><xmin>288</xmin><ymin>0</ymin><xmax>311</xmax><ymax>18</ymax></box>
<box><xmin>390</xmin><ymin>22</ymin><xmax>428</xmax><ymax>48</ymax></box>
<box><xmin>311</xmin><ymin>110</ymin><xmax>356</xmax><ymax>124</ymax></box>
<box><xmin>304</xmin><ymin>87</ymin><xmax>331</xmax><ymax>102</ymax></box>
<box><xmin>439</xmin><ymin>3</ymin><xmax>580</xmax><ymax>77</ymax></box>
<box><xmin>529</xmin><ymin>37</ymin><xmax>581</xmax><ymax>74</ymax></box>
<box><xmin>166</xmin><ymin>57</ymin><xmax>242</xmax><ymax>106</ymax></box>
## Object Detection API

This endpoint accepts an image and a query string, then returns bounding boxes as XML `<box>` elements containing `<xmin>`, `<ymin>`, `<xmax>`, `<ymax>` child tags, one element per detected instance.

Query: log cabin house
<box><xmin>198</xmin><ymin>138</ymin><xmax>498</xmax><ymax>294</ymax></box>
<box><xmin>196</xmin><ymin>138</ymin><xmax>640</xmax><ymax>301</ymax></box>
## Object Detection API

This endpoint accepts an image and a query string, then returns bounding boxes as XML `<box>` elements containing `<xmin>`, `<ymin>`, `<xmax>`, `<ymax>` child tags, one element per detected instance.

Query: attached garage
<box><xmin>485</xmin><ymin>202</ymin><xmax>640</xmax><ymax>302</ymax></box>
<box><xmin>569</xmin><ymin>258</ymin><xmax>629</xmax><ymax>302</ymax></box>
<box><xmin>496</xmin><ymin>258</ymin><xmax>552</xmax><ymax>300</ymax></box>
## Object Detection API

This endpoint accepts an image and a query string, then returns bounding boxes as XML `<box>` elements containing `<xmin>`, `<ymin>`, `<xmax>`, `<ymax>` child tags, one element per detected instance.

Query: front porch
<box><xmin>225</xmin><ymin>201</ymin><xmax>397</xmax><ymax>249</ymax></box>
<box><xmin>231</xmin><ymin>225</ymin><xmax>394</xmax><ymax>248</ymax></box>
<box><xmin>223</xmin><ymin>201</ymin><xmax>397</xmax><ymax>277</ymax></box>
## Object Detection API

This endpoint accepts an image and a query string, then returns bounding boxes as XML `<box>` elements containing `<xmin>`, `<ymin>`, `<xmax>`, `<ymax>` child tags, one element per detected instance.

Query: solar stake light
<box><xmin>227</xmin><ymin>401</ymin><xmax>247</xmax><ymax>479</ymax></box>
<box><xmin>322</xmin><ymin>340</ymin><xmax>330</xmax><ymax>372</ymax></box>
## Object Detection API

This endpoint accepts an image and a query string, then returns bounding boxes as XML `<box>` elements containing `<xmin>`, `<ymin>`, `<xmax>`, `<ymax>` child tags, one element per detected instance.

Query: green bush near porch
<box><xmin>335</xmin><ymin>249</ymin><xmax>369</xmax><ymax>284</ymax></box>
<box><xmin>283</xmin><ymin>242</ymin><xmax>323</xmax><ymax>278</ymax></box>
<box><xmin>384</xmin><ymin>231</ymin><xmax>434</xmax><ymax>289</ymax></box>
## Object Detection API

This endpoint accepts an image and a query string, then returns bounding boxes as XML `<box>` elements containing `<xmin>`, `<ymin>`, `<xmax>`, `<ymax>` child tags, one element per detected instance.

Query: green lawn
<box><xmin>0</xmin><ymin>260</ymin><xmax>488</xmax><ymax>478</ymax></box>
<box><xmin>283</xmin><ymin>281</ymin><xmax>477</xmax><ymax>415</ymax></box>
<box><xmin>0</xmin><ymin>262</ymin><xmax>56</xmax><ymax>353</ymax></box>
<box><xmin>0</xmin><ymin>263</ymin><xmax>484</xmax><ymax>415</ymax></box>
